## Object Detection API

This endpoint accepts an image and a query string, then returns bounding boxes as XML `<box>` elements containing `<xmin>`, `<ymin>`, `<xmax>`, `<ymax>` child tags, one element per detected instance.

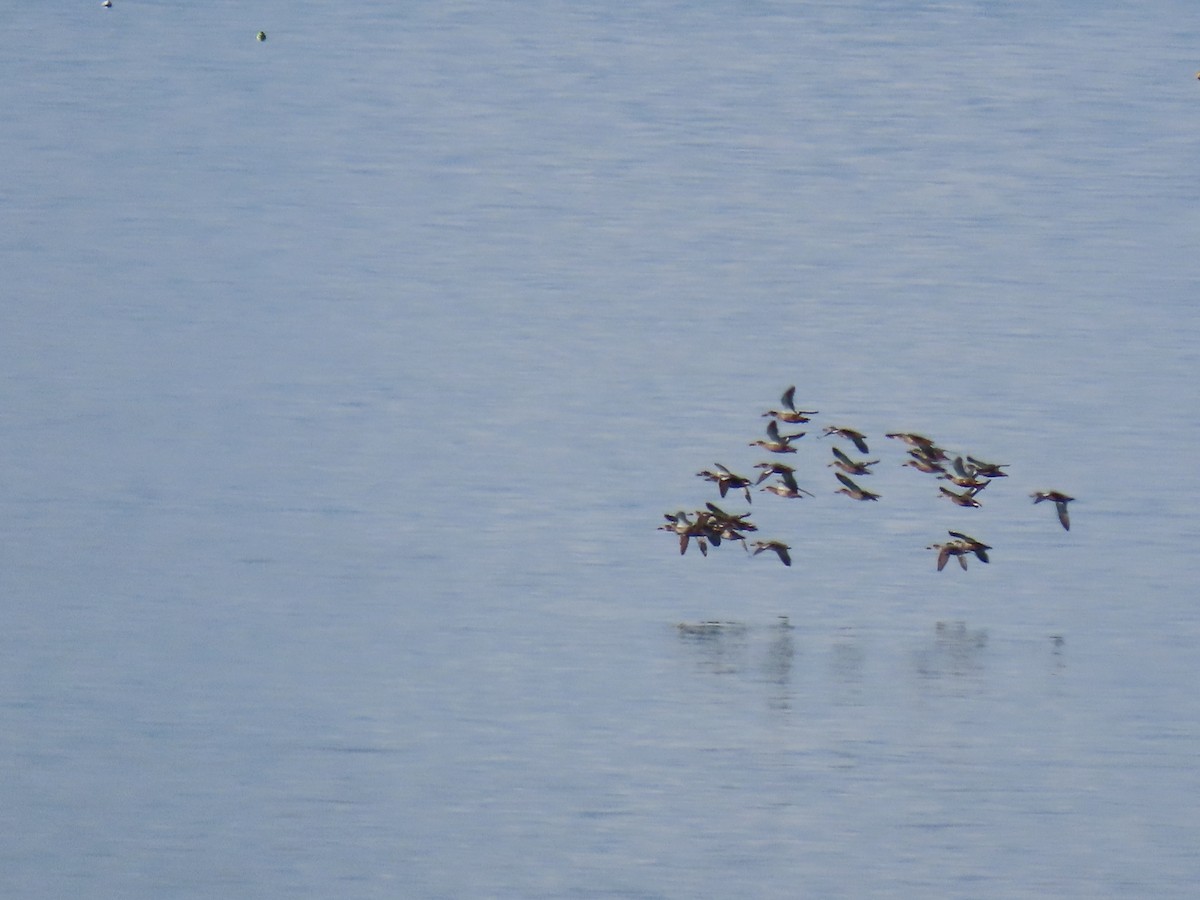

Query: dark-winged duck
<box><xmin>947</xmin><ymin>530</ymin><xmax>991</xmax><ymax>563</ymax></box>
<box><xmin>927</xmin><ymin>540</ymin><xmax>971</xmax><ymax>571</ymax></box>
<box><xmin>828</xmin><ymin>445</ymin><xmax>879</xmax><ymax>476</ymax></box>
<box><xmin>1031</xmin><ymin>490</ymin><xmax>1074</xmax><ymax>530</ymax></box>
<box><xmin>834</xmin><ymin>471</ymin><xmax>880</xmax><ymax>501</ymax></box>
<box><xmin>659</xmin><ymin>511</ymin><xmax>711</xmax><ymax>556</ymax></box>
<box><xmin>939</xmin><ymin>486</ymin><xmax>982</xmax><ymax>508</ymax></box>
<box><xmin>903</xmin><ymin>451</ymin><xmax>947</xmax><ymax>475</ymax></box>
<box><xmin>696</xmin><ymin>463</ymin><xmax>754</xmax><ymax>503</ymax></box>
<box><xmin>762</xmin><ymin>385</ymin><xmax>819</xmax><ymax>424</ymax></box>
<box><xmin>751</xmin><ymin>539</ymin><xmax>793</xmax><ymax>567</ymax></box>
<box><xmin>823</xmin><ymin>426</ymin><xmax>870</xmax><ymax>455</ymax></box>
<box><xmin>760</xmin><ymin>467</ymin><xmax>815</xmax><ymax>499</ymax></box>
<box><xmin>966</xmin><ymin>456</ymin><xmax>1009</xmax><ymax>478</ymax></box>
<box><xmin>753</xmin><ymin>460</ymin><xmax>797</xmax><ymax>484</ymax></box>
<box><xmin>749</xmin><ymin>419</ymin><xmax>806</xmax><ymax>453</ymax></box>
<box><xmin>885</xmin><ymin>432</ymin><xmax>937</xmax><ymax>451</ymax></box>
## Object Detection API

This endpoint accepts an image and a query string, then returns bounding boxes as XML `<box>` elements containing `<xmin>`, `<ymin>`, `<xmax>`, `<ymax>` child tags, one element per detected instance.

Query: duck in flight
<box><xmin>886</xmin><ymin>432</ymin><xmax>938</xmax><ymax>452</ymax></box>
<box><xmin>749</xmin><ymin>419</ymin><xmax>806</xmax><ymax>454</ymax></box>
<box><xmin>751</xmin><ymin>539</ymin><xmax>793</xmax><ymax>567</ymax></box>
<box><xmin>927</xmin><ymin>540</ymin><xmax>971</xmax><ymax>571</ymax></box>
<box><xmin>903</xmin><ymin>450</ymin><xmax>947</xmax><ymax>475</ymax></box>
<box><xmin>761</xmin><ymin>385</ymin><xmax>819</xmax><ymax>424</ymax></box>
<box><xmin>659</xmin><ymin>511</ymin><xmax>711</xmax><ymax>556</ymax></box>
<box><xmin>760</xmin><ymin>467</ymin><xmax>814</xmax><ymax>499</ymax></box>
<box><xmin>947</xmin><ymin>530</ymin><xmax>991</xmax><ymax>563</ymax></box>
<box><xmin>828</xmin><ymin>445</ymin><xmax>879</xmax><ymax>476</ymax></box>
<box><xmin>753</xmin><ymin>460</ymin><xmax>797</xmax><ymax>484</ymax></box>
<box><xmin>941</xmin><ymin>459</ymin><xmax>990</xmax><ymax>491</ymax></box>
<box><xmin>939</xmin><ymin>485</ymin><xmax>983</xmax><ymax>508</ymax></box>
<box><xmin>823</xmin><ymin>426</ymin><xmax>870</xmax><ymax>455</ymax></box>
<box><xmin>966</xmin><ymin>456</ymin><xmax>1009</xmax><ymax>478</ymax></box>
<box><xmin>834</xmin><ymin>471</ymin><xmax>880</xmax><ymax>501</ymax></box>
<box><xmin>696</xmin><ymin>463</ymin><xmax>754</xmax><ymax>503</ymax></box>
<box><xmin>1031</xmin><ymin>490</ymin><xmax>1074</xmax><ymax>530</ymax></box>
<box><xmin>703</xmin><ymin>502</ymin><xmax>756</xmax><ymax>548</ymax></box>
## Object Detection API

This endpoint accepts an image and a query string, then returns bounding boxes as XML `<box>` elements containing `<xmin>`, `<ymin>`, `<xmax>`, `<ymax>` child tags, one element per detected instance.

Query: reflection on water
<box><xmin>673</xmin><ymin>617</ymin><xmax>1068</xmax><ymax>709</ymax></box>
<box><xmin>762</xmin><ymin>617</ymin><xmax>795</xmax><ymax>685</ymax></box>
<box><xmin>913</xmin><ymin>620</ymin><xmax>989</xmax><ymax>685</ymax></box>
<box><xmin>677</xmin><ymin>615</ymin><xmax>797</xmax><ymax>707</ymax></box>
<box><xmin>829</xmin><ymin>628</ymin><xmax>865</xmax><ymax>708</ymax></box>
<box><xmin>763</xmin><ymin>617</ymin><xmax>796</xmax><ymax>711</ymax></box>
<box><xmin>675</xmin><ymin>620</ymin><xmax>748</xmax><ymax>638</ymax></box>
<box><xmin>675</xmin><ymin>620</ymin><xmax>749</xmax><ymax>675</ymax></box>
<box><xmin>1050</xmin><ymin>632</ymin><xmax>1066</xmax><ymax>675</ymax></box>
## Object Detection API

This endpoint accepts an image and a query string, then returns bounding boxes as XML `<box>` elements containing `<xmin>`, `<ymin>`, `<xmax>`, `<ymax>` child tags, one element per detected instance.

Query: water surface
<box><xmin>2</xmin><ymin>2</ymin><xmax>1200</xmax><ymax>897</ymax></box>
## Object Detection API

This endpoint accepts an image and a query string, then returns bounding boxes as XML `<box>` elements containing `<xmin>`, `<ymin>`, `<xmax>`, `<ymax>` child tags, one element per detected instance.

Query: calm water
<box><xmin>3</xmin><ymin>2</ymin><xmax>1200</xmax><ymax>897</ymax></box>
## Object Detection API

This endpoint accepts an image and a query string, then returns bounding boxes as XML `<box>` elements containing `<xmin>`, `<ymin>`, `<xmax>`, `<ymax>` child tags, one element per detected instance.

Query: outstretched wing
<box><xmin>1056</xmin><ymin>501</ymin><xmax>1071</xmax><ymax>531</ymax></box>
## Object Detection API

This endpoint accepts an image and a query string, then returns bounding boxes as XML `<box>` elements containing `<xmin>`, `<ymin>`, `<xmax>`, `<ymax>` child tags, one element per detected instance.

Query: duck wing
<box><xmin>835</xmin><ymin>472</ymin><xmax>861</xmax><ymax>492</ymax></box>
<box><xmin>1056</xmin><ymin>501</ymin><xmax>1071</xmax><ymax>531</ymax></box>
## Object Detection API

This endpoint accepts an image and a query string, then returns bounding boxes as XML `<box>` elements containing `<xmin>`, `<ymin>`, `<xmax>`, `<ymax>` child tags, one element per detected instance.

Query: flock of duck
<box><xmin>660</xmin><ymin>386</ymin><xmax>1075</xmax><ymax>570</ymax></box>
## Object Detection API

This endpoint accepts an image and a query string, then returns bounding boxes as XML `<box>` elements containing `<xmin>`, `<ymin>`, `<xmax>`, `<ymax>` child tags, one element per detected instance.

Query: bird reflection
<box><xmin>672</xmin><ymin>617</ymin><xmax>1064</xmax><ymax>715</ymax></box>
<box><xmin>675</xmin><ymin>620</ymin><xmax>748</xmax><ymax>674</ymax></box>
<box><xmin>1050</xmin><ymin>634</ymin><xmax>1066</xmax><ymax>674</ymax></box>
<box><xmin>763</xmin><ymin>617</ymin><xmax>796</xmax><ymax>694</ymax></box>
<box><xmin>675</xmin><ymin>617</ymin><xmax>796</xmax><ymax>702</ymax></box>
<box><xmin>829</xmin><ymin>632</ymin><xmax>865</xmax><ymax>707</ymax></box>
<box><xmin>913</xmin><ymin>621</ymin><xmax>988</xmax><ymax>687</ymax></box>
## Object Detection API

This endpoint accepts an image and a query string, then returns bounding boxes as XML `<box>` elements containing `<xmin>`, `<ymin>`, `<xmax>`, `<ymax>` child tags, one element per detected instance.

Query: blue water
<box><xmin>3</xmin><ymin>2</ymin><xmax>1200</xmax><ymax>897</ymax></box>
